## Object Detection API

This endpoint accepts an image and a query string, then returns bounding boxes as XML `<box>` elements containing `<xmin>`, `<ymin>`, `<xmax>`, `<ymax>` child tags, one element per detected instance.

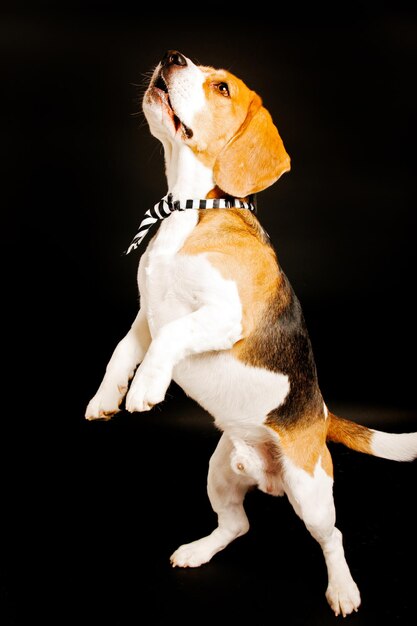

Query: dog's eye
<box><xmin>216</xmin><ymin>82</ymin><xmax>230</xmax><ymax>97</ymax></box>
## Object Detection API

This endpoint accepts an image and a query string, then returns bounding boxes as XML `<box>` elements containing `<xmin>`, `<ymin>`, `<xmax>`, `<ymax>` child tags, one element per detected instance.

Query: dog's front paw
<box><xmin>85</xmin><ymin>383</ymin><xmax>127</xmax><ymax>421</ymax></box>
<box><xmin>125</xmin><ymin>362</ymin><xmax>171</xmax><ymax>413</ymax></box>
<box><xmin>326</xmin><ymin>579</ymin><xmax>361</xmax><ymax>617</ymax></box>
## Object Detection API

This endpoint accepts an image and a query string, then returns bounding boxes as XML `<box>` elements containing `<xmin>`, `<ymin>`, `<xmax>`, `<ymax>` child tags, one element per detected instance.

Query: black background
<box><xmin>2</xmin><ymin>2</ymin><xmax>416</xmax><ymax>625</ymax></box>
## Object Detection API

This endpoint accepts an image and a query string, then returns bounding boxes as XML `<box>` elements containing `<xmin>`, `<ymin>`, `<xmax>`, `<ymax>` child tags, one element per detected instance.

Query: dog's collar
<box><xmin>125</xmin><ymin>193</ymin><xmax>256</xmax><ymax>255</ymax></box>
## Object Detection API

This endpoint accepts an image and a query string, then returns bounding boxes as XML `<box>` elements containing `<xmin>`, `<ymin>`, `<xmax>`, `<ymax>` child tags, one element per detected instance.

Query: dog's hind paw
<box><xmin>326</xmin><ymin>579</ymin><xmax>361</xmax><ymax>617</ymax></box>
<box><xmin>170</xmin><ymin>538</ymin><xmax>215</xmax><ymax>568</ymax></box>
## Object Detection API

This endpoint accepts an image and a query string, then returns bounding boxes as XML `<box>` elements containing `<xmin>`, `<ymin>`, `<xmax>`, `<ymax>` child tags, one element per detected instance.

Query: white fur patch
<box><xmin>282</xmin><ymin>456</ymin><xmax>335</xmax><ymax>533</ymax></box>
<box><xmin>166</xmin><ymin>58</ymin><xmax>206</xmax><ymax>130</ymax></box>
<box><xmin>174</xmin><ymin>351</ymin><xmax>290</xmax><ymax>431</ymax></box>
<box><xmin>282</xmin><ymin>456</ymin><xmax>360</xmax><ymax>617</ymax></box>
<box><xmin>142</xmin><ymin>244</ymin><xmax>243</xmax><ymax>340</ymax></box>
<box><xmin>166</xmin><ymin>144</ymin><xmax>214</xmax><ymax>199</ymax></box>
<box><xmin>371</xmin><ymin>430</ymin><xmax>417</xmax><ymax>461</ymax></box>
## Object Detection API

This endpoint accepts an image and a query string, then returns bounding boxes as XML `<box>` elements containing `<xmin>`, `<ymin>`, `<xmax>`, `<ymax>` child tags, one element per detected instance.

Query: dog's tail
<box><xmin>326</xmin><ymin>413</ymin><xmax>417</xmax><ymax>462</ymax></box>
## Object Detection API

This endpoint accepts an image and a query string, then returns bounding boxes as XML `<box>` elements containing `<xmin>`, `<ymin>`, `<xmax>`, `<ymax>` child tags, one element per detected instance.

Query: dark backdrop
<box><xmin>5</xmin><ymin>2</ymin><xmax>416</xmax><ymax>412</ymax></box>
<box><xmin>2</xmin><ymin>3</ymin><xmax>417</xmax><ymax>625</ymax></box>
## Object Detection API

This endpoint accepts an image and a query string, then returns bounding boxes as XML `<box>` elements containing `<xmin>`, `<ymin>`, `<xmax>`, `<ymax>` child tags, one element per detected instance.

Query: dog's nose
<box><xmin>161</xmin><ymin>50</ymin><xmax>187</xmax><ymax>67</ymax></box>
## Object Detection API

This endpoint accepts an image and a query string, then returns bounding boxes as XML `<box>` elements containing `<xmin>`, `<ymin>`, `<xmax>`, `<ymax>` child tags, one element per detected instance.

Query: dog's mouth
<box><xmin>154</xmin><ymin>73</ymin><xmax>168</xmax><ymax>94</ymax></box>
<box><xmin>153</xmin><ymin>73</ymin><xmax>193</xmax><ymax>139</ymax></box>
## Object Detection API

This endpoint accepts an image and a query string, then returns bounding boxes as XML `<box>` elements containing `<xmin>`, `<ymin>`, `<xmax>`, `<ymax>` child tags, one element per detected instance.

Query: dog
<box><xmin>85</xmin><ymin>50</ymin><xmax>417</xmax><ymax>616</ymax></box>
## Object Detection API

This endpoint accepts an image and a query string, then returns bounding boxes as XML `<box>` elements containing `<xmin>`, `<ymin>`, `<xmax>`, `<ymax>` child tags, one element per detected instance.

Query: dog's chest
<box><xmin>138</xmin><ymin>210</ymin><xmax>205</xmax><ymax>336</ymax></box>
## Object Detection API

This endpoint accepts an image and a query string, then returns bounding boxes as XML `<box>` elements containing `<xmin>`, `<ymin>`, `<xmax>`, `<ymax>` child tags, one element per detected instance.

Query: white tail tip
<box><xmin>371</xmin><ymin>430</ymin><xmax>417</xmax><ymax>462</ymax></box>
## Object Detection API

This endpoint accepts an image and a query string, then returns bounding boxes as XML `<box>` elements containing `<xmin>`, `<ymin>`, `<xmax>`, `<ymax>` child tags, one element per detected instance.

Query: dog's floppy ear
<box><xmin>214</xmin><ymin>94</ymin><xmax>290</xmax><ymax>198</ymax></box>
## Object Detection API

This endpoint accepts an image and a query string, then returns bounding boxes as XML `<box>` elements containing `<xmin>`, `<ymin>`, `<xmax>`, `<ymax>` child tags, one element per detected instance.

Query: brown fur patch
<box><xmin>213</xmin><ymin>100</ymin><xmax>290</xmax><ymax>197</ymax></box>
<box><xmin>184</xmin><ymin>67</ymin><xmax>290</xmax><ymax>196</ymax></box>
<box><xmin>327</xmin><ymin>413</ymin><xmax>373</xmax><ymax>454</ymax></box>
<box><xmin>269</xmin><ymin>419</ymin><xmax>334</xmax><ymax>477</ymax></box>
<box><xmin>180</xmin><ymin>209</ymin><xmax>279</xmax><ymax>338</ymax></box>
<box><xmin>186</xmin><ymin>68</ymin><xmax>254</xmax><ymax>169</ymax></box>
<box><xmin>257</xmin><ymin>439</ymin><xmax>283</xmax><ymax>493</ymax></box>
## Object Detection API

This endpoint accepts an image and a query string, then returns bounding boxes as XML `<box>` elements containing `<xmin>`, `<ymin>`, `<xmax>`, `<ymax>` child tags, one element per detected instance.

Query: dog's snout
<box><xmin>161</xmin><ymin>50</ymin><xmax>187</xmax><ymax>68</ymax></box>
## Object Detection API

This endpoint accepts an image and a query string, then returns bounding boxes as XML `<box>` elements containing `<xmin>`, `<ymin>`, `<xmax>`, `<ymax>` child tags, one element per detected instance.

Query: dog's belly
<box><xmin>173</xmin><ymin>351</ymin><xmax>290</xmax><ymax>432</ymax></box>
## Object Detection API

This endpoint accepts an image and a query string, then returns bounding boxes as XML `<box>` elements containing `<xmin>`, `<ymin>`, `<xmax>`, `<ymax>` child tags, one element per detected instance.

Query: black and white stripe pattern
<box><xmin>125</xmin><ymin>193</ymin><xmax>256</xmax><ymax>254</ymax></box>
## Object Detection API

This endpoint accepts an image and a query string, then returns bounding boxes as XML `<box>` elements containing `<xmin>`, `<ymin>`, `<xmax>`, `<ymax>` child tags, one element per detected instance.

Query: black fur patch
<box><xmin>239</xmin><ymin>271</ymin><xmax>323</xmax><ymax>429</ymax></box>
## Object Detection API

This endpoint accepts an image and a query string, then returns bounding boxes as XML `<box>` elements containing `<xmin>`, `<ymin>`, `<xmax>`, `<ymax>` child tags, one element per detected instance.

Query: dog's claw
<box><xmin>85</xmin><ymin>382</ymin><xmax>128</xmax><ymax>420</ymax></box>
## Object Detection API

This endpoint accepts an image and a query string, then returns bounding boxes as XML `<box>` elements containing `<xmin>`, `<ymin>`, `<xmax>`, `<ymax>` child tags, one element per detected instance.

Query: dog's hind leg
<box><xmin>171</xmin><ymin>432</ymin><xmax>255</xmax><ymax>568</ymax></box>
<box><xmin>281</xmin><ymin>442</ymin><xmax>361</xmax><ymax>617</ymax></box>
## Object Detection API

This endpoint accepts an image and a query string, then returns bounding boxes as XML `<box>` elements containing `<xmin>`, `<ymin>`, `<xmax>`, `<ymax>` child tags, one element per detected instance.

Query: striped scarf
<box><xmin>125</xmin><ymin>193</ymin><xmax>256</xmax><ymax>255</ymax></box>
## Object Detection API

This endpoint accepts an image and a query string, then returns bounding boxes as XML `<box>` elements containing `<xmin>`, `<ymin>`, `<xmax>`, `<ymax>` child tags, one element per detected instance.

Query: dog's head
<box><xmin>143</xmin><ymin>50</ymin><xmax>290</xmax><ymax>198</ymax></box>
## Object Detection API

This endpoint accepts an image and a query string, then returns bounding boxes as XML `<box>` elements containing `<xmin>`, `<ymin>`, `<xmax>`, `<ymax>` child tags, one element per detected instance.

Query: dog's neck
<box><xmin>163</xmin><ymin>142</ymin><xmax>214</xmax><ymax>201</ymax></box>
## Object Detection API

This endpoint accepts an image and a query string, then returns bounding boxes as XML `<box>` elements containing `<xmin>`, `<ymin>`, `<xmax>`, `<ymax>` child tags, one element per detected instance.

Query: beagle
<box><xmin>85</xmin><ymin>50</ymin><xmax>417</xmax><ymax>617</ymax></box>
